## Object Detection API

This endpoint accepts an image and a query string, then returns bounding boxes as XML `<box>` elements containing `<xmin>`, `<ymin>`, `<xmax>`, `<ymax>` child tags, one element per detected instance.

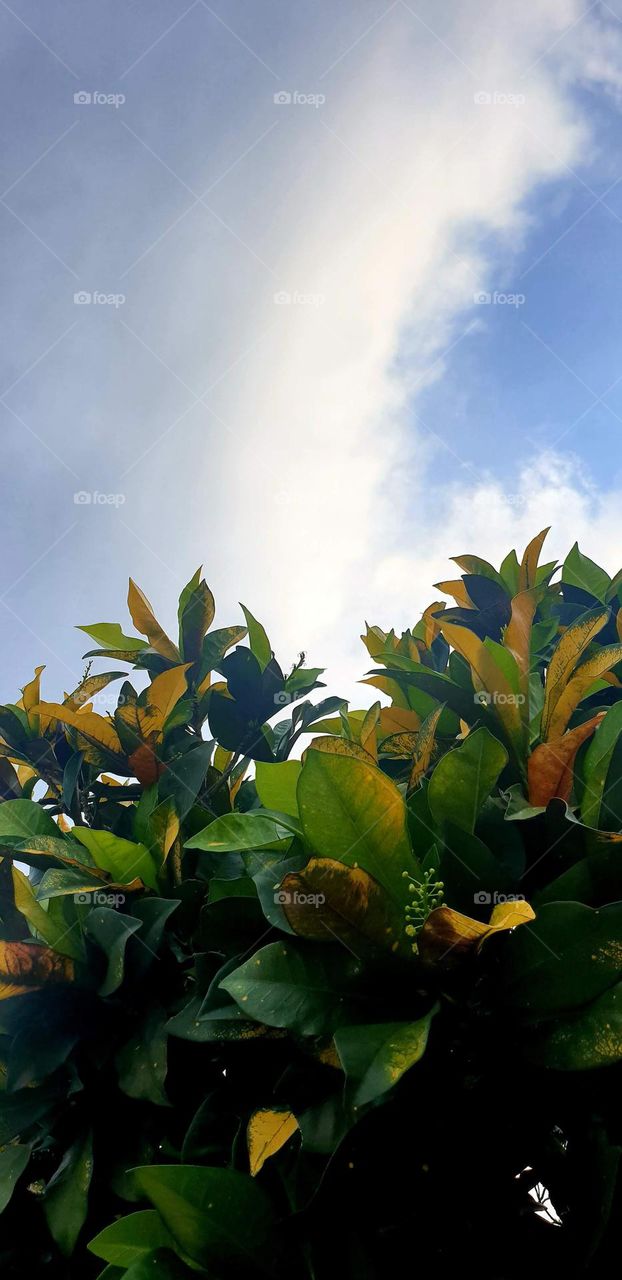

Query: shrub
<box><xmin>1</xmin><ymin>533</ymin><xmax>622</xmax><ymax>1277</ymax></box>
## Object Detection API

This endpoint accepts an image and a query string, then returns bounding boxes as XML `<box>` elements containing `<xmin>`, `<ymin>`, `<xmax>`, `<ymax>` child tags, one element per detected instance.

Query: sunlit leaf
<box><xmin>33</xmin><ymin>702</ymin><xmax>126</xmax><ymax>767</ymax></box>
<box><xmin>72</xmin><ymin>828</ymin><xmax>158</xmax><ymax>891</ymax></box>
<box><xmin>255</xmin><ymin>760</ymin><xmax>301</xmax><ymax>818</ymax></box>
<box><xmin>546</xmin><ymin>645</ymin><xmax>622</xmax><ymax>740</ymax></box>
<box><xmin>298</xmin><ymin>750</ymin><xmax>419</xmax><ymax>904</ymax></box>
<box><xmin>563</xmin><ymin>542</ymin><xmax>610</xmax><ymax>602</ymax></box>
<box><xmin>77</xmin><ymin>622</ymin><xmax>147</xmax><ymax>652</ymax></box>
<box><xmin>127</xmin><ymin>580</ymin><xmax>180</xmax><ymax>662</ymax></box>
<box><xmin>518</xmin><ymin>527</ymin><xmax>550</xmax><ymax>592</ymax></box>
<box><xmin>540</xmin><ymin>609</ymin><xmax>609</xmax><ymax>740</ymax></box>
<box><xmin>418</xmin><ymin>899</ymin><xmax>535</xmax><ymax>965</ymax></box>
<box><xmin>240</xmin><ymin>605</ymin><xmax>272</xmax><ymax>671</ymax></box>
<box><xmin>428</xmin><ymin>727</ymin><xmax>508</xmax><ymax>834</ymax></box>
<box><xmin>247</xmin><ymin>1109</ymin><xmax>299</xmax><ymax>1176</ymax></box>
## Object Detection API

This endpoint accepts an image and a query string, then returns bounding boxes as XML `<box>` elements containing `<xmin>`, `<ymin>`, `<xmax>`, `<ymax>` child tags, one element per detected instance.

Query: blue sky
<box><xmin>3</xmin><ymin>0</ymin><xmax>622</xmax><ymax>708</ymax></box>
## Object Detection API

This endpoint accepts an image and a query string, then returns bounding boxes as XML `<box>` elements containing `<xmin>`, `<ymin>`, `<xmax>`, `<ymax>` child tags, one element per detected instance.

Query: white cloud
<box><xmin>193</xmin><ymin>0</ymin><xmax>622</xmax><ymax>705</ymax></box>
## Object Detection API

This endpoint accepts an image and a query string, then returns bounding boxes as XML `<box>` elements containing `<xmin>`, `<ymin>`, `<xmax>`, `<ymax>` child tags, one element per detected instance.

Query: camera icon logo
<box><xmin>274</xmin><ymin>691</ymin><xmax>293</xmax><ymax>706</ymax></box>
<box><xmin>474</xmin><ymin>91</ymin><xmax>491</xmax><ymax>105</ymax></box>
<box><xmin>274</xmin><ymin>290</ymin><xmax>291</xmax><ymax>305</ymax></box>
<box><xmin>74</xmin><ymin>91</ymin><xmax>92</xmax><ymax>105</ymax></box>
<box><xmin>273</xmin><ymin>91</ymin><xmax>292</xmax><ymax>105</ymax></box>
<box><xmin>474</xmin><ymin>291</ymin><xmax>491</xmax><ymax>305</ymax></box>
<box><xmin>474</xmin><ymin>891</ymin><xmax>492</xmax><ymax>905</ymax></box>
<box><xmin>73</xmin><ymin>491</ymin><xmax>92</xmax><ymax>504</ymax></box>
<box><xmin>474</xmin><ymin>690</ymin><xmax>492</xmax><ymax>705</ymax></box>
<box><xmin>74</xmin><ymin>291</ymin><xmax>92</xmax><ymax>305</ymax></box>
<box><xmin>274</xmin><ymin>890</ymin><xmax>291</xmax><ymax>904</ymax></box>
<box><xmin>73</xmin><ymin>891</ymin><xmax>92</xmax><ymax>904</ymax></box>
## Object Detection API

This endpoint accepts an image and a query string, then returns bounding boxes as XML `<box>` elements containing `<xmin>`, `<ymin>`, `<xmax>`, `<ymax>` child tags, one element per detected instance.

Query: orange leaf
<box><xmin>0</xmin><ymin>940</ymin><xmax>74</xmax><ymax>999</ymax></box>
<box><xmin>528</xmin><ymin>713</ymin><xmax>605</xmax><ymax>806</ymax></box>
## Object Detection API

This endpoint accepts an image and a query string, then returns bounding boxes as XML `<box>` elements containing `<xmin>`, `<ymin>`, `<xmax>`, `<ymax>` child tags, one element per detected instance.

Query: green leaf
<box><xmin>77</xmin><ymin>622</ymin><xmax>147</xmax><ymax>652</ymax></box>
<box><xmin>563</xmin><ymin>543</ymin><xmax>610</xmax><ymax>602</ymax></box>
<box><xmin>298</xmin><ymin>751</ymin><xmax>419</xmax><ymax>904</ymax></box>
<box><xmin>221</xmin><ymin>941</ymin><xmax>366</xmax><ymax>1035</ymax></box>
<box><xmin>88</xmin><ymin>1210</ymin><xmax>175</xmax><ymax>1267</ymax></box>
<box><xmin>115</xmin><ymin>1006</ymin><xmax>169</xmax><ymax>1106</ymax></box>
<box><xmin>44</xmin><ymin>1128</ymin><xmax>93</xmax><ymax>1256</ymax></box>
<box><xmin>72</xmin><ymin>828</ymin><xmax>158</xmax><ymax>891</ymax></box>
<box><xmin>0</xmin><ymin>1143</ymin><xmax>31</xmax><ymax>1213</ymax></box>
<box><xmin>178</xmin><ymin>571</ymin><xmax>215</xmax><ymax>663</ymax></box>
<box><xmin>158</xmin><ymin>741</ymin><xmax>213</xmax><ymax>820</ymax></box>
<box><xmin>255</xmin><ymin>761</ymin><xmax>301</xmax><ymax>818</ymax></box>
<box><xmin>0</xmin><ymin>800</ymin><xmax>59</xmax><ymax>840</ymax></box>
<box><xmin>334</xmin><ymin>1012</ymin><xmax>436</xmax><ymax>1105</ymax></box>
<box><xmin>185</xmin><ymin>812</ymin><xmax>292</xmax><ymax>853</ymax></box>
<box><xmin>0</xmin><ymin>1079</ymin><xmax>63</xmax><ymax>1146</ymax></box>
<box><xmin>240</xmin><ymin>605</ymin><xmax>272</xmax><ymax>671</ymax></box>
<box><xmin>503</xmin><ymin>902</ymin><xmax>622</xmax><ymax>1012</ymax></box>
<box><xmin>132</xmin><ymin>1164</ymin><xmax>285</xmax><ymax>1275</ymax></box>
<box><xmin>85</xmin><ymin>908</ymin><xmax>142</xmax><ymax>996</ymax></box>
<box><xmin>62</xmin><ymin>750</ymin><xmax>83</xmax><ymax>810</ymax></box>
<box><xmin>10</xmin><ymin>866</ymin><xmax>81</xmax><ymax>960</ymax></box>
<box><xmin>196</xmin><ymin>626</ymin><xmax>248</xmax><ymax>684</ymax></box>
<box><xmin>428</xmin><ymin>728</ymin><xmax>508</xmax><ymax>834</ymax></box>
<box><xmin>580</xmin><ymin>702</ymin><xmax>622</xmax><ymax>829</ymax></box>
<box><xmin>528</xmin><ymin>982</ymin><xmax>622</xmax><ymax>1069</ymax></box>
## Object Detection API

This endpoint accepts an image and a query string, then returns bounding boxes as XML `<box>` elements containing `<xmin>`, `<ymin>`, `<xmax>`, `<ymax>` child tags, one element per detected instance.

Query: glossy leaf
<box><xmin>298</xmin><ymin>750</ymin><xmax>419</xmax><ymax>904</ymax></box>
<box><xmin>428</xmin><ymin>728</ymin><xmax>508</xmax><ymax>833</ymax></box>
<box><xmin>132</xmin><ymin>1164</ymin><xmax>284</xmax><ymax>1275</ymax></box>
<box><xmin>221</xmin><ymin>941</ymin><xmax>365</xmax><ymax>1035</ymax></box>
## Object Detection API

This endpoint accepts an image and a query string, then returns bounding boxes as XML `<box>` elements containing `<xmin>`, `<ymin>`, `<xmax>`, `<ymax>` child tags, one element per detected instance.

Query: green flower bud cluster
<box><xmin>402</xmin><ymin>868</ymin><xmax>445</xmax><ymax>950</ymax></box>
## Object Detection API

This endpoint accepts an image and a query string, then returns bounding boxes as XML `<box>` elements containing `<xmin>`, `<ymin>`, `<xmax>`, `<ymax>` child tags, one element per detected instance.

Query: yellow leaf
<box><xmin>247</xmin><ymin>1109</ymin><xmax>299</xmax><ymax>1176</ymax></box>
<box><xmin>0</xmin><ymin>940</ymin><xmax>74</xmax><ymax>999</ymax></box>
<box><xmin>21</xmin><ymin>666</ymin><xmax>45</xmax><ymax>734</ymax></box>
<box><xmin>440</xmin><ymin>622</ymin><xmax>523</xmax><ymax>752</ymax></box>
<box><xmin>359</xmin><ymin>702</ymin><xmax>380</xmax><ymax>760</ymax></box>
<box><xmin>360</xmin><ymin>675</ymin><xmax>410</xmax><ymax>709</ymax></box>
<box><xmin>418</xmin><ymin>899</ymin><xmax>535</xmax><ymax>965</ymax></box>
<box><xmin>408</xmin><ymin>705</ymin><xmax>444</xmax><ymax>790</ymax></box>
<box><xmin>305</xmin><ymin>736</ymin><xmax>374</xmax><ymax>764</ymax></box>
<box><xmin>127</xmin><ymin>579</ymin><xmax>180</xmax><ymax>662</ymax></box>
<box><xmin>546</xmin><ymin>645</ymin><xmax>622</xmax><ymax>740</ymax></box>
<box><xmin>34</xmin><ymin>703</ymin><xmax>125</xmax><ymax>763</ymax></box>
<box><xmin>504</xmin><ymin>589</ymin><xmax>538</xmax><ymax>715</ymax></box>
<box><xmin>145</xmin><ymin>665</ymin><xmax>191</xmax><ymax>734</ymax></box>
<box><xmin>214</xmin><ymin>745</ymin><xmax>234</xmax><ymax>773</ymax></box>
<box><xmin>541</xmin><ymin>610</ymin><xmax>609</xmax><ymax>740</ymax></box>
<box><xmin>360</xmin><ymin>624</ymin><xmax>393</xmax><ymax>659</ymax></box>
<box><xmin>421</xmin><ymin>602</ymin><xmax>446</xmax><ymax>646</ymax></box>
<box><xmin>378</xmin><ymin>706</ymin><xmax>422</xmax><ymax>738</ymax></box>
<box><xmin>434</xmin><ymin>579</ymin><xmax>475</xmax><ymax>608</ymax></box>
<box><xmin>63</xmin><ymin>672</ymin><xmax>122</xmax><ymax>713</ymax></box>
<box><xmin>518</xmin><ymin>527</ymin><xmax>550</xmax><ymax>591</ymax></box>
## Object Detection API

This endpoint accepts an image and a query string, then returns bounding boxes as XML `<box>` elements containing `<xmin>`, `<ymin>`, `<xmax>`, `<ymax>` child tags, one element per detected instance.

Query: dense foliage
<box><xmin>1</xmin><ymin>533</ymin><xmax>622</xmax><ymax>1277</ymax></box>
